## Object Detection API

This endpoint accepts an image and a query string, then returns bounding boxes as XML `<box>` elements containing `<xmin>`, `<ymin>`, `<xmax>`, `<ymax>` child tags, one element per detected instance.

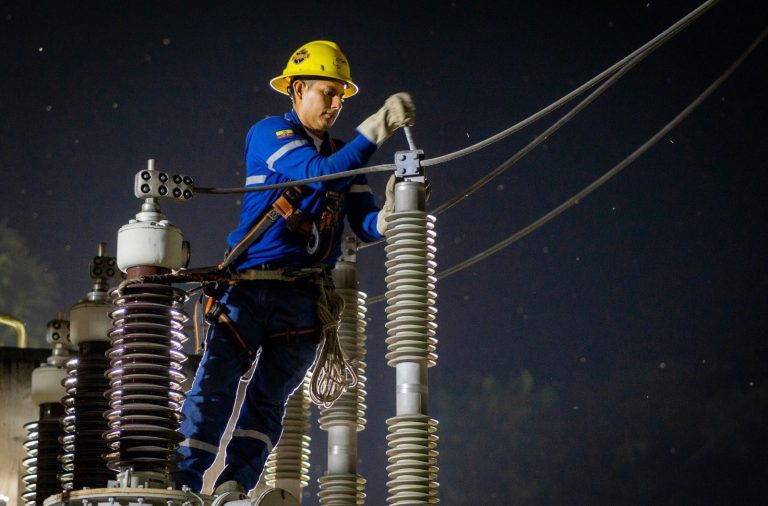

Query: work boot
<box><xmin>213</xmin><ymin>479</ymin><xmax>246</xmax><ymax>499</ymax></box>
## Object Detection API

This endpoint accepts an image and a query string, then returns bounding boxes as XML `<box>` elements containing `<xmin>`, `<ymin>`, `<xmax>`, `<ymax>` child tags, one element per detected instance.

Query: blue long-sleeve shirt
<box><xmin>226</xmin><ymin>109</ymin><xmax>382</xmax><ymax>269</ymax></box>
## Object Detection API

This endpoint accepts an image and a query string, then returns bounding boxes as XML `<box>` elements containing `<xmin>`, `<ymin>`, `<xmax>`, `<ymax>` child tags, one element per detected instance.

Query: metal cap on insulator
<box><xmin>69</xmin><ymin>301</ymin><xmax>112</xmax><ymax>345</ymax></box>
<box><xmin>30</xmin><ymin>365</ymin><xmax>67</xmax><ymax>406</ymax></box>
<box><xmin>71</xmin><ymin>243</ymin><xmax>118</xmax><ymax>345</ymax></box>
<box><xmin>116</xmin><ymin>159</ymin><xmax>190</xmax><ymax>272</ymax></box>
<box><xmin>394</xmin><ymin>179</ymin><xmax>427</xmax><ymax>212</ymax></box>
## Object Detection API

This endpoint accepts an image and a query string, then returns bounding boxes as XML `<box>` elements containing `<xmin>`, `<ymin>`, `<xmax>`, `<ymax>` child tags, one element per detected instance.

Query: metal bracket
<box><xmin>340</xmin><ymin>235</ymin><xmax>360</xmax><ymax>263</ymax></box>
<box><xmin>134</xmin><ymin>169</ymin><xmax>194</xmax><ymax>201</ymax></box>
<box><xmin>394</xmin><ymin>149</ymin><xmax>425</xmax><ymax>182</ymax></box>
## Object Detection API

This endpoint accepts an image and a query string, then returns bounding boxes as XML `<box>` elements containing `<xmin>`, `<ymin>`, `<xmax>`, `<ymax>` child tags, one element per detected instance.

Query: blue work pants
<box><xmin>173</xmin><ymin>280</ymin><xmax>321</xmax><ymax>492</ymax></box>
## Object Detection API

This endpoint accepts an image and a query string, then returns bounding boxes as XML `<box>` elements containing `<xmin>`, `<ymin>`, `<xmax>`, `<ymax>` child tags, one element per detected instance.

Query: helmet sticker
<box><xmin>293</xmin><ymin>49</ymin><xmax>309</xmax><ymax>65</ymax></box>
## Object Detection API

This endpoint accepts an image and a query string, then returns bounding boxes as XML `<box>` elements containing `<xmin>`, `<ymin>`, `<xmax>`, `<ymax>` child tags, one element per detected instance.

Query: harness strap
<box><xmin>218</xmin><ymin>208</ymin><xmax>282</xmax><ymax>271</ymax></box>
<box><xmin>219</xmin><ymin>313</ymin><xmax>254</xmax><ymax>371</ymax></box>
<box><xmin>263</xmin><ymin>327</ymin><xmax>319</xmax><ymax>346</ymax></box>
<box><xmin>315</xmin><ymin>191</ymin><xmax>343</xmax><ymax>261</ymax></box>
<box><xmin>218</xmin><ymin>186</ymin><xmax>312</xmax><ymax>271</ymax></box>
<box><xmin>220</xmin><ymin>136</ymin><xmax>345</xmax><ymax>270</ymax></box>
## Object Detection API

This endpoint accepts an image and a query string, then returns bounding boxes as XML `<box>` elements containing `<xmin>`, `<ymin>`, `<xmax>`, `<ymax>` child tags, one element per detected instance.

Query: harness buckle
<box><xmin>204</xmin><ymin>299</ymin><xmax>227</xmax><ymax>324</ymax></box>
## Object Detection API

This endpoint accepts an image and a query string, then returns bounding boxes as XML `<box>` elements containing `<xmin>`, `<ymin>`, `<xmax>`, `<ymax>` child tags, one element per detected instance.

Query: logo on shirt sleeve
<box><xmin>275</xmin><ymin>129</ymin><xmax>295</xmax><ymax>139</ymax></box>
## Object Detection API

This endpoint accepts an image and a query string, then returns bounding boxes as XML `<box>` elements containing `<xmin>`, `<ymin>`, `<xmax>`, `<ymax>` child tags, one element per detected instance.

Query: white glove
<box><xmin>376</xmin><ymin>175</ymin><xmax>396</xmax><ymax>235</ymax></box>
<box><xmin>357</xmin><ymin>93</ymin><xmax>415</xmax><ymax>147</ymax></box>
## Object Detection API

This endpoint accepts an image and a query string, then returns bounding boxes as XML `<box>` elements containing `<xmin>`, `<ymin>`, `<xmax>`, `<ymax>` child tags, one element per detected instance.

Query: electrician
<box><xmin>172</xmin><ymin>40</ymin><xmax>414</xmax><ymax>496</ymax></box>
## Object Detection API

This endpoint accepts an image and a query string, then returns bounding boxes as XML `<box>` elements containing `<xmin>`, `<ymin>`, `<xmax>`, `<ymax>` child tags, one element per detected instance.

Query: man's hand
<box><xmin>376</xmin><ymin>174</ymin><xmax>396</xmax><ymax>235</ymax></box>
<box><xmin>358</xmin><ymin>93</ymin><xmax>415</xmax><ymax>147</ymax></box>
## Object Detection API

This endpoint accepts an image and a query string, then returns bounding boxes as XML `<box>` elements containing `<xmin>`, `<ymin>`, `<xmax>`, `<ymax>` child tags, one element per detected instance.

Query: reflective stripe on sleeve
<box><xmin>179</xmin><ymin>438</ymin><xmax>219</xmax><ymax>455</ymax></box>
<box><xmin>349</xmin><ymin>184</ymin><xmax>372</xmax><ymax>193</ymax></box>
<box><xmin>246</xmin><ymin>175</ymin><xmax>266</xmax><ymax>185</ymax></box>
<box><xmin>232</xmin><ymin>428</ymin><xmax>274</xmax><ymax>452</ymax></box>
<box><xmin>266</xmin><ymin>139</ymin><xmax>308</xmax><ymax>172</ymax></box>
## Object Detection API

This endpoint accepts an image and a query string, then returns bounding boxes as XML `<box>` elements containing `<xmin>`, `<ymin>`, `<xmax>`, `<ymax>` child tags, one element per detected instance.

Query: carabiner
<box><xmin>306</xmin><ymin>221</ymin><xmax>320</xmax><ymax>255</ymax></box>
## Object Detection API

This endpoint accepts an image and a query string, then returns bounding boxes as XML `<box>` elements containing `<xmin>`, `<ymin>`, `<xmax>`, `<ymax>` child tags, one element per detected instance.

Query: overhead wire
<box><xmin>187</xmin><ymin>0</ymin><xmax>742</xmax><ymax>308</ymax></box>
<box><xmin>429</xmin><ymin>0</ymin><xmax>716</xmax><ymax>215</ymax></box>
<box><xmin>193</xmin><ymin>0</ymin><xmax>718</xmax><ymax>197</ymax></box>
<box><xmin>420</xmin><ymin>0</ymin><xmax>717</xmax><ymax>169</ymax></box>
<box><xmin>361</xmin><ymin>0</ymin><xmax>718</xmax><ymax>252</ymax></box>
<box><xmin>357</xmin><ymin>0</ymin><xmax>718</xmax><ymax>251</ymax></box>
<box><xmin>364</xmin><ymin>24</ymin><xmax>768</xmax><ymax>305</ymax></box>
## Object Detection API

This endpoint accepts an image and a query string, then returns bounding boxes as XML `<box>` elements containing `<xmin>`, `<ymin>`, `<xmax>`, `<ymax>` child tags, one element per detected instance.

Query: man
<box><xmin>173</xmin><ymin>40</ymin><xmax>414</xmax><ymax>496</ymax></box>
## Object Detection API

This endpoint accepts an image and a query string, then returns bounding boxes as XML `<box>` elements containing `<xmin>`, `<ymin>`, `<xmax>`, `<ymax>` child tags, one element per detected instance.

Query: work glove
<box><xmin>376</xmin><ymin>174</ymin><xmax>396</xmax><ymax>235</ymax></box>
<box><xmin>357</xmin><ymin>93</ymin><xmax>415</xmax><ymax>147</ymax></box>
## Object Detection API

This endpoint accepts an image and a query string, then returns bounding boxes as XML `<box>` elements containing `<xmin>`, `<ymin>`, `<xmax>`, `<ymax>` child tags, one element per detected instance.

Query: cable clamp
<box><xmin>394</xmin><ymin>149</ymin><xmax>425</xmax><ymax>182</ymax></box>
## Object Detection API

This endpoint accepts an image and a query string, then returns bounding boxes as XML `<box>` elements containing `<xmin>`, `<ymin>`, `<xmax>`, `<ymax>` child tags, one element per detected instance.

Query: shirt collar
<box><xmin>285</xmin><ymin>109</ymin><xmax>329</xmax><ymax>150</ymax></box>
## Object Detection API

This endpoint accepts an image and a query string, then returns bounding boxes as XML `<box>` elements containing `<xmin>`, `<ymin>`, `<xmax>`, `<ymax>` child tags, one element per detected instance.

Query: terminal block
<box><xmin>90</xmin><ymin>253</ymin><xmax>121</xmax><ymax>281</ymax></box>
<box><xmin>134</xmin><ymin>168</ymin><xmax>194</xmax><ymax>201</ymax></box>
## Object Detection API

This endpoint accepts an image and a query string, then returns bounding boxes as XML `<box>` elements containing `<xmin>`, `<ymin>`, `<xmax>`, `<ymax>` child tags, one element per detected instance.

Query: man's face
<box><xmin>294</xmin><ymin>79</ymin><xmax>346</xmax><ymax>134</ymax></box>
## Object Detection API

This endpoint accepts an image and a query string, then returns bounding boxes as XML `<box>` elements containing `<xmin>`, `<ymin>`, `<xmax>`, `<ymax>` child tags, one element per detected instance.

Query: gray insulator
<box><xmin>385</xmin><ymin>415</ymin><xmax>439</xmax><ymax>505</ymax></box>
<box><xmin>318</xmin><ymin>287</ymin><xmax>368</xmax><ymax>432</ymax></box>
<box><xmin>384</xmin><ymin>187</ymin><xmax>440</xmax><ymax>504</ymax></box>
<box><xmin>383</xmin><ymin>211</ymin><xmax>438</xmax><ymax>368</ymax></box>
<box><xmin>318</xmin><ymin>259</ymin><xmax>369</xmax><ymax>505</ymax></box>
<box><xmin>265</xmin><ymin>375</ymin><xmax>312</xmax><ymax>499</ymax></box>
<box><xmin>317</xmin><ymin>474</ymin><xmax>366</xmax><ymax>505</ymax></box>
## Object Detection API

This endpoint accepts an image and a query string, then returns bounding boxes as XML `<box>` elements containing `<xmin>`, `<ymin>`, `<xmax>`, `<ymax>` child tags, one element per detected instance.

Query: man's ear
<box><xmin>292</xmin><ymin>80</ymin><xmax>304</xmax><ymax>100</ymax></box>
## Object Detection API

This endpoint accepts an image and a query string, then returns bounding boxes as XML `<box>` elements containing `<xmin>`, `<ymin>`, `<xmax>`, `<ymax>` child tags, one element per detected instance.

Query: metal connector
<box><xmin>134</xmin><ymin>160</ymin><xmax>194</xmax><ymax>201</ymax></box>
<box><xmin>394</xmin><ymin>149</ymin><xmax>425</xmax><ymax>182</ymax></box>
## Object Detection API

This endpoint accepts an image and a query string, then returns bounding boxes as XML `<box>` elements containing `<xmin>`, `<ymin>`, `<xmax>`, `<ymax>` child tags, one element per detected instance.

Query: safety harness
<box><xmin>205</xmin><ymin>183</ymin><xmax>344</xmax><ymax>360</ymax></box>
<box><xmin>201</xmin><ymin>268</ymin><xmax>332</xmax><ymax>374</ymax></box>
<box><xmin>199</xmin><ymin>140</ymin><xmax>353</xmax><ymax>405</ymax></box>
<box><xmin>216</xmin><ymin>186</ymin><xmax>343</xmax><ymax>272</ymax></box>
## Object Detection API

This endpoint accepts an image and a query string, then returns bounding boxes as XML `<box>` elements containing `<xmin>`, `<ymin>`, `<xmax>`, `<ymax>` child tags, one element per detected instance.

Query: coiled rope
<box><xmin>310</xmin><ymin>282</ymin><xmax>358</xmax><ymax>407</ymax></box>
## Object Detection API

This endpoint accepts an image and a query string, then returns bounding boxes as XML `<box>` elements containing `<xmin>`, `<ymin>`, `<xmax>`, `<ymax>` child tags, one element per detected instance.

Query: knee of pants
<box><xmin>251</xmin><ymin>341</ymin><xmax>319</xmax><ymax>405</ymax></box>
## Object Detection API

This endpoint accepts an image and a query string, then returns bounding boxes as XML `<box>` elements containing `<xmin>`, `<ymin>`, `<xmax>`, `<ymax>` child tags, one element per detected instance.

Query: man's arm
<box><xmin>346</xmin><ymin>174</ymin><xmax>384</xmax><ymax>242</ymax></box>
<box><xmin>247</xmin><ymin>118</ymin><xmax>377</xmax><ymax>191</ymax></box>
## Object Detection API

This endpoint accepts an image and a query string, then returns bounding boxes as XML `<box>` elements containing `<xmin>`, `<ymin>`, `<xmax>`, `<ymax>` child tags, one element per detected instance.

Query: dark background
<box><xmin>1</xmin><ymin>1</ymin><xmax>766</xmax><ymax>504</ymax></box>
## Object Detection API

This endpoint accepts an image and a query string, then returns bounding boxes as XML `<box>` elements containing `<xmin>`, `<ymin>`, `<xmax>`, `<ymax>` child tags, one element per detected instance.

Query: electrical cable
<box><xmin>192</xmin><ymin>0</ymin><xmax>717</xmax><ymax>197</ymax></box>
<box><xmin>429</xmin><ymin>0</ymin><xmax>716</xmax><ymax>215</ymax></box>
<box><xmin>421</xmin><ymin>0</ymin><xmax>718</xmax><ymax>168</ymax></box>
<box><xmin>365</xmin><ymin>24</ymin><xmax>767</xmax><ymax>304</ymax></box>
<box><xmin>359</xmin><ymin>0</ymin><xmax>708</xmax><ymax>251</ymax></box>
<box><xmin>357</xmin><ymin>0</ymin><xmax>716</xmax><ymax>251</ymax></box>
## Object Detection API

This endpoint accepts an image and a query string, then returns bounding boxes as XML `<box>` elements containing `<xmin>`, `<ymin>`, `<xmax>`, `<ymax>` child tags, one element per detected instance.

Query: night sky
<box><xmin>1</xmin><ymin>1</ymin><xmax>767</xmax><ymax>504</ymax></box>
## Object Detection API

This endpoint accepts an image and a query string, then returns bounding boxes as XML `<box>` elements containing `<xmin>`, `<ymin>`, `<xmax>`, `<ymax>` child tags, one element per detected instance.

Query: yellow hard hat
<box><xmin>270</xmin><ymin>40</ymin><xmax>359</xmax><ymax>98</ymax></box>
